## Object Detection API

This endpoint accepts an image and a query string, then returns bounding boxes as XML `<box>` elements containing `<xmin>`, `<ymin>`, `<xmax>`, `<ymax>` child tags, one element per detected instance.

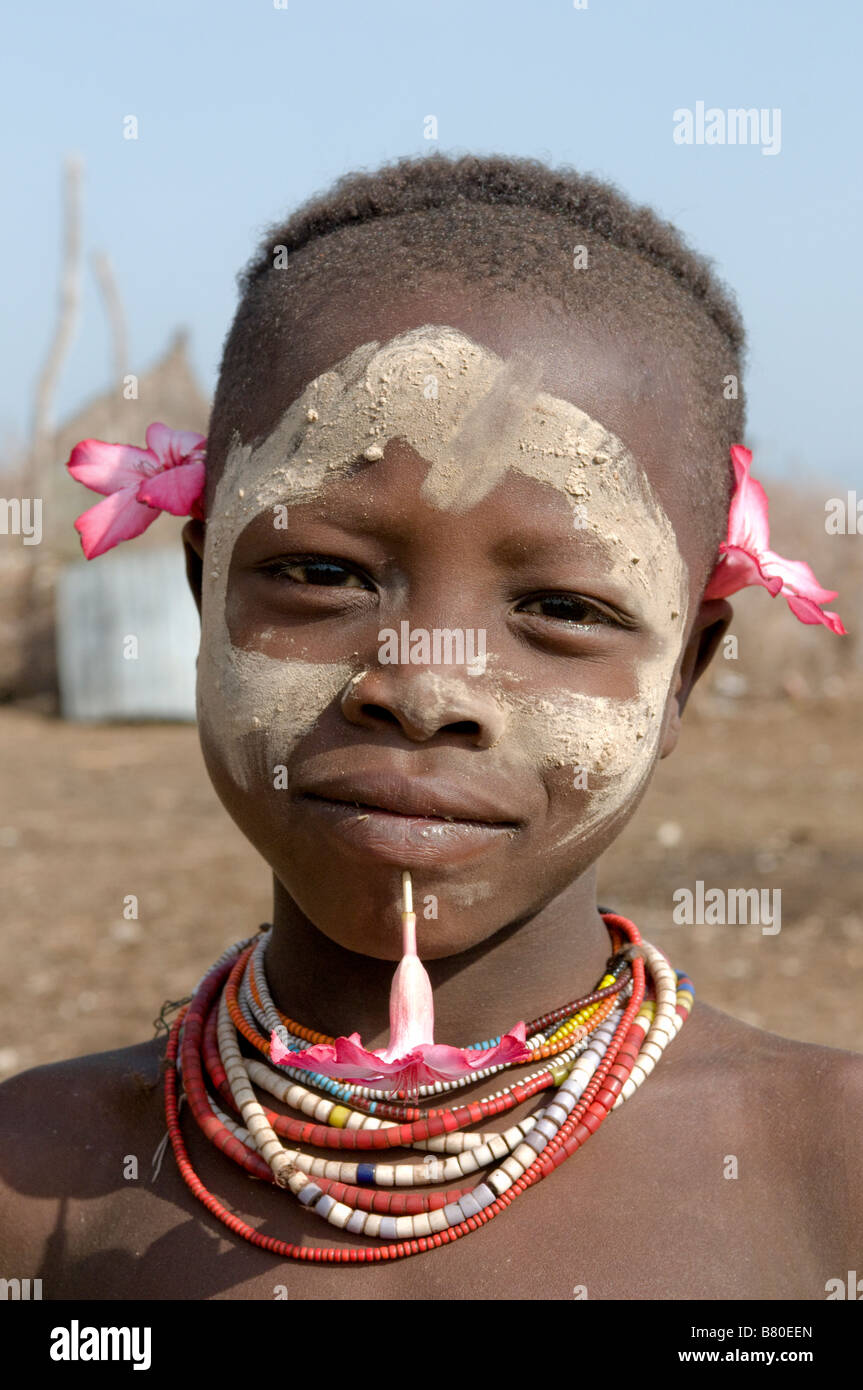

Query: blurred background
<box><xmin>1</xmin><ymin>0</ymin><xmax>861</xmax><ymax>1078</ymax></box>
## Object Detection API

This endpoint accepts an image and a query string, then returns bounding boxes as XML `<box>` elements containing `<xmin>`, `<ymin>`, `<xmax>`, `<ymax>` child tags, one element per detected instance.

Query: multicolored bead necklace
<box><xmin>162</xmin><ymin>906</ymin><xmax>693</xmax><ymax>1264</ymax></box>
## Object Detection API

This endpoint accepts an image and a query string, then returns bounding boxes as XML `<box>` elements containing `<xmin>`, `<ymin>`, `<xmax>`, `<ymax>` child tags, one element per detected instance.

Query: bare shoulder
<box><xmin>0</xmin><ymin>1037</ymin><xmax>167</xmax><ymax>1267</ymax></box>
<box><xmin>686</xmin><ymin>998</ymin><xmax>863</xmax><ymax>1081</ymax></box>
<box><xmin>672</xmin><ymin>1001</ymin><xmax>863</xmax><ymax>1262</ymax></box>
<box><xmin>674</xmin><ymin>998</ymin><xmax>863</xmax><ymax>1109</ymax></box>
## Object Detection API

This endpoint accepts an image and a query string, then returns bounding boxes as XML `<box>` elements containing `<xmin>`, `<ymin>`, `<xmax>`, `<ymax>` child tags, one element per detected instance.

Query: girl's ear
<box><xmin>660</xmin><ymin>597</ymin><xmax>733</xmax><ymax>759</ymax></box>
<box><xmin>182</xmin><ymin>519</ymin><xmax>206</xmax><ymax>617</ymax></box>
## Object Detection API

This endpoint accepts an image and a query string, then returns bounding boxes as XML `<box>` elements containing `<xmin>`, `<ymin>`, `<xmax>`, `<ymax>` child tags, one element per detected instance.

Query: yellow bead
<box><xmin>547</xmin><ymin>995</ymin><xmax>604</xmax><ymax>1044</ymax></box>
<box><xmin>328</xmin><ymin>1105</ymin><xmax>352</xmax><ymax>1129</ymax></box>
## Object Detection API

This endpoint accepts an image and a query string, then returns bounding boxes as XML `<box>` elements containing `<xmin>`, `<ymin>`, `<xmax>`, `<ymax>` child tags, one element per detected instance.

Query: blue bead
<box><xmin>458</xmin><ymin>1192</ymin><xmax>482</xmax><ymax>1218</ymax></box>
<box><xmin>356</xmin><ymin>1163</ymin><xmax>376</xmax><ymax>1186</ymax></box>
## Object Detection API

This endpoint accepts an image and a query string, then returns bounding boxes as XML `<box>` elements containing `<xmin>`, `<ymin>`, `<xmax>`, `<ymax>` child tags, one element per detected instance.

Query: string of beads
<box><xmin>163</xmin><ymin>911</ymin><xmax>693</xmax><ymax>1262</ymax></box>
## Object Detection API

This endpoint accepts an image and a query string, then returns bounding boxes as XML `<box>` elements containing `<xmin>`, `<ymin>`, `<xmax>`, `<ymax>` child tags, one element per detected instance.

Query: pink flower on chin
<box><xmin>269</xmin><ymin>912</ymin><xmax>531</xmax><ymax>1100</ymax></box>
<box><xmin>704</xmin><ymin>445</ymin><xmax>846</xmax><ymax>634</ymax></box>
<box><xmin>67</xmin><ymin>422</ymin><xmax>206</xmax><ymax>559</ymax></box>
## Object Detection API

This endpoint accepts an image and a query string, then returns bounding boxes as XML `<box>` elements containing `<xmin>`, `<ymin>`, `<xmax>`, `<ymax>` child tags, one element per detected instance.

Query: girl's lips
<box><xmin>299</xmin><ymin>793</ymin><xmax>515</xmax><ymax>866</ymax></box>
<box><xmin>295</xmin><ymin>769</ymin><xmax>521</xmax><ymax>825</ymax></box>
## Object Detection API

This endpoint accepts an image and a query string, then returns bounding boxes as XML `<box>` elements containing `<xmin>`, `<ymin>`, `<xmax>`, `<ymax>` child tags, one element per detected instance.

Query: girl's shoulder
<box><xmin>673</xmin><ymin>1003</ymin><xmax>863</xmax><ymax>1208</ymax></box>
<box><xmin>0</xmin><ymin>1036</ymin><xmax>167</xmax><ymax>1131</ymax></box>
<box><xmin>672</xmin><ymin>998</ymin><xmax>863</xmax><ymax>1106</ymax></box>
<box><xmin>0</xmin><ymin>1038</ymin><xmax>168</xmax><ymax>1271</ymax></box>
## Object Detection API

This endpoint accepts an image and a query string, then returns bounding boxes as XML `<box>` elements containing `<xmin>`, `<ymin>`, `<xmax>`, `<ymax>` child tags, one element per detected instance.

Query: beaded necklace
<box><xmin>162</xmin><ymin>910</ymin><xmax>693</xmax><ymax>1264</ymax></box>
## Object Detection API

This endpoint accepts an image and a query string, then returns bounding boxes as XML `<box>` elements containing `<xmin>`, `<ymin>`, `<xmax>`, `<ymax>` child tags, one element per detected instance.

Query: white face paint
<box><xmin>198</xmin><ymin>325</ymin><xmax>689</xmax><ymax>838</ymax></box>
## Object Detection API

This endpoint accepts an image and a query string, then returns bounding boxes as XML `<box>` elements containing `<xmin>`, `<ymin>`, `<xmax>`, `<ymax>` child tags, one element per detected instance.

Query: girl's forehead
<box><xmin>214</xmin><ymin>323</ymin><xmax>660</xmax><ymax>518</ymax></box>
<box><xmin>206</xmin><ymin>324</ymin><xmax>689</xmax><ymax>636</ymax></box>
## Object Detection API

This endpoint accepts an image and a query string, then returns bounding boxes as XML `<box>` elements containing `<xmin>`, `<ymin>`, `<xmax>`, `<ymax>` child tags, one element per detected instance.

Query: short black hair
<box><xmin>208</xmin><ymin>152</ymin><xmax>746</xmax><ymax>573</ymax></box>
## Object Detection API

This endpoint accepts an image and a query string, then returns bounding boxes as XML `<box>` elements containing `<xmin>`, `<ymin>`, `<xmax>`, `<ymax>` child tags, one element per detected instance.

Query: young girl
<box><xmin>1</xmin><ymin>153</ymin><xmax>858</xmax><ymax>1302</ymax></box>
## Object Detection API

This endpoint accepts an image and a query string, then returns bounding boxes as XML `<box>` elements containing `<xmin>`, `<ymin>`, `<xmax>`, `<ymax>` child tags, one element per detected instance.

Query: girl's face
<box><xmin>189</xmin><ymin>311</ymin><xmax>723</xmax><ymax>960</ymax></box>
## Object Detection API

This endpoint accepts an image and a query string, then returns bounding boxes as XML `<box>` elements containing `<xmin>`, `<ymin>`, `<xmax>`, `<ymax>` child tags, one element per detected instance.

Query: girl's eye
<box><xmin>517</xmin><ymin>594</ymin><xmax>620</xmax><ymax>626</ymax></box>
<box><xmin>260</xmin><ymin>557</ymin><xmax>372</xmax><ymax>589</ymax></box>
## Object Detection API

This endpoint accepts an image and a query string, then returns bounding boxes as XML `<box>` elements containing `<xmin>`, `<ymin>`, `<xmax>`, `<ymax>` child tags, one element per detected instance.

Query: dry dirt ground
<box><xmin>0</xmin><ymin>694</ymin><xmax>861</xmax><ymax>1082</ymax></box>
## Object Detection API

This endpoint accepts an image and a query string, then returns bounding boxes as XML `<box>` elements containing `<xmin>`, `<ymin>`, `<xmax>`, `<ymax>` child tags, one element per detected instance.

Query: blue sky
<box><xmin>2</xmin><ymin>0</ymin><xmax>860</xmax><ymax>485</ymax></box>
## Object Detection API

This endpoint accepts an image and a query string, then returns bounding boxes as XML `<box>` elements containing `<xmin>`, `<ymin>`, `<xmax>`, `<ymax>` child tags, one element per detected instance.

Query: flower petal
<box><xmin>137</xmin><ymin>459</ymin><xmax>206</xmax><ymax>516</ymax></box>
<box><xmin>74</xmin><ymin>487</ymin><xmax>160</xmax><ymax>559</ymax></box>
<box><xmin>144</xmin><ymin>422</ymin><xmax>206</xmax><ymax>467</ymax></box>
<box><xmin>729</xmin><ymin>444</ymin><xmax>753</xmax><ymax>485</ymax></box>
<box><xmin>270</xmin><ymin>1031</ymin><xmax>392</xmax><ymax>1079</ymax></box>
<box><xmin>382</xmin><ymin>950</ymin><xmax>434</xmax><ymax>1058</ymax></box>
<box><xmin>818</xmin><ymin>609</ymin><xmax>847</xmax><ymax>636</ymax></box>
<box><xmin>704</xmin><ymin>445</ymin><xmax>844</xmax><ymax>634</ymax></box>
<box><xmin>67</xmin><ymin>439</ymin><xmax>156</xmax><ymax>495</ymax></box>
<box><xmin>419</xmin><ymin>1025</ymin><xmax>531</xmax><ymax>1079</ymax></box>
<box><xmin>704</xmin><ymin>545</ymin><xmax>783</xmax><ymax>600</ymax></box>
<box><xmin>271</xmin><ymin>1024</ymin><xmax>532</xmax><ymax>1089</ymax></box>
<box><xmin>759</xmin><ymin>551</ymin><xmax>838</xmax><ymax>605</ymax></box>
<box><xmin>727</xmin><ymin>446</ymin><xmax>771</xmax><ymax>553</ymax></box>
<box><xmin>278</xmin><ymin>1048</ymin><xmax>434</xmax><ymax>1090</ymax></box>
<box><xmin>785</xmin><ymin>594</ymin><xmax>847</xmax><ymax>633</ymax></box>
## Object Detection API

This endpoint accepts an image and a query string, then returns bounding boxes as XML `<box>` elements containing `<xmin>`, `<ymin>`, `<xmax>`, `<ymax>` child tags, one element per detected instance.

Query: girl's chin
<box><xmin>298</xmin><ymin>922</ymin><xmax>497</xmax><ymax>963</ymax></box>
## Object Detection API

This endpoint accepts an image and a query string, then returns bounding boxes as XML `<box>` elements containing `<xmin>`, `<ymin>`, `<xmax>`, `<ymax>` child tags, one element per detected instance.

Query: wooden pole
<box><xmin>91</xmin><ymin>249</ymin><xmax>128</xmax><ymax>390</ymax></box>
<box><xmin>29</xmin><ymin>153</ymin><xmax>84</xmax><ymax>509</ymax></box>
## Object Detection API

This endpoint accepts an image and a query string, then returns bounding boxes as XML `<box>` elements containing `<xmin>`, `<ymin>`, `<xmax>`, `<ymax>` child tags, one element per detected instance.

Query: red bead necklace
<box><xmin>163</xmin><ymin>912</ymin><xmax>665</xmax><ymax>1264</ymax></box>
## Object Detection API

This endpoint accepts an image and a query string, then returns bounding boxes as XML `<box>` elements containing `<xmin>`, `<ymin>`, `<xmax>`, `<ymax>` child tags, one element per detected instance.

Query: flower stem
<box><xmin>401</xmin><ymin>870</ymin><xmax>417</xmax><ymax>955</ymax></box>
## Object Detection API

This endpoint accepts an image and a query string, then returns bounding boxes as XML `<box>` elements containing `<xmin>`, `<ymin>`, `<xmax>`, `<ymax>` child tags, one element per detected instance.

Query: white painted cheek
<box><xmin>195</xmin><ymin>383</ymin><xmax>369</xmax><ymax>794</ymax></box>
<box><xmin>196</xmin><ymin>639</ymin><xmax>355</xmax><ymax>793</ymax></box>
<box><xmin>504</xmin><ymin>481</ymin><xmax>688</xmax><ymax>843</ymax></box>
<box><xmin>502</xmin><ymin>685</ymin><xmax>670</xmax><ymax>842</ymax></box>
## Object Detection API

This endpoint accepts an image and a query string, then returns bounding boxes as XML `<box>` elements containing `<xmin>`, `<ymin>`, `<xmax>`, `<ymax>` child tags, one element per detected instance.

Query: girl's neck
<box><xmin>264</xmin><ymin>872</ymin><xmax>614</xmax><ymax>1046</ymax></box>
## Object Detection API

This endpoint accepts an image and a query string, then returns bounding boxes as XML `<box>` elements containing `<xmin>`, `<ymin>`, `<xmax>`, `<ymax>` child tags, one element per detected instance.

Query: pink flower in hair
<box><xmin>704</xmin><ymin>445</ymin><xmax>845</xmax><ymax>634</ymax></box>
<box><xmin>270</xmin><ymin>899</ymin><xmax>531</xmax><ymax>1100</ymax></box>
<box><xmin>67</xmin><ymin>422</ymin><xmax>206</xmax><ymax>559</ymax></box>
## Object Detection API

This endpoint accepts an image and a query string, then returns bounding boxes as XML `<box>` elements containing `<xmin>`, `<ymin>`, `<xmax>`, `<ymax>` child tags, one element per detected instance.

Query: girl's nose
<box><xmin>340</xmin><ymin>667</ymin><xmax>507</xmax><ymax>748</ymax></box>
